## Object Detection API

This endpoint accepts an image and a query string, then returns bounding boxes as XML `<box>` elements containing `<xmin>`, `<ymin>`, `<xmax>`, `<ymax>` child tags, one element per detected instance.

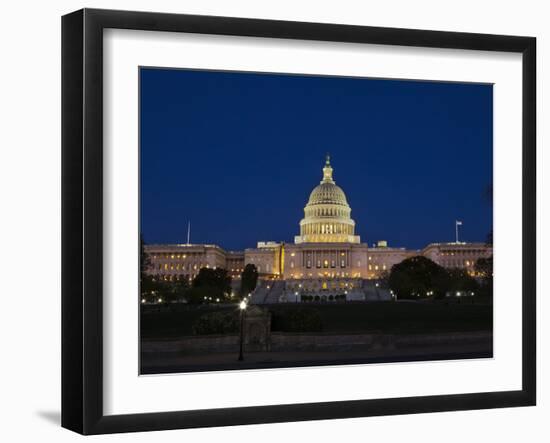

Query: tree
<box><xmin>171</xmin><ymin>278</ymin><xmax>189</xmax><ymax>298</ymax></box>
<box><xmin>185</xmin><ymin>286</ymin><xmax>214</xmax><ymax>305</ymax></box>
<box><xmin>191</xmin><ymin>267</ymin><xmax>232</xmax><ymax>302</ymax></box>
<box><xmin>140</xmin><ymin>234</ymin><xmax>151</xmax><ymax>279</ymax></box>
<box><xmin>475</xmin><ymin>256</ymin><xmax>493</xmax><ymax>299</ymax></box>
<box><xmin>388</xmin><ymin>256</ymin><xmax>449</xmax><ymax>299</ymax></box>
<box><xmin>240</xmin><ymin>263</ymin><xmax>258</xmax><ymax>297</ymax></box>
<box><xmin>145</xmin><ymin>275</ymin><xmax>171</xmax><ymax>303</ymax></box>
<box><xmin>475</xmin><ymin>256</ymin><xmax>493</xmax><ymax>279</ymax></box>
<box><xmin>377</xmin><ymin>270</ymin><xmax>390</xmax><ymax>289</ymax></box>
<box><xmin>159</xmin><ymin>278</ymin><xmax>190</xmax><ymax>304</ymax></box>
<box><xmin>139</xmin><ymin>235</ymin><xmax>156</xmax><ymax>300</ymax></box>
<box><xmin>447</xmin><ymin>269</ymin><xmax>479</xmax><ymax>293</ymax></box>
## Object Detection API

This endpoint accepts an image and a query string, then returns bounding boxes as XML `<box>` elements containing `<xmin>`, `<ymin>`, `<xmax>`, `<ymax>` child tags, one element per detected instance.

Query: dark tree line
<box><xmin>388</xmin><ymin>255</ymin><xmax>493</xmax><ymax>300</ymax></box>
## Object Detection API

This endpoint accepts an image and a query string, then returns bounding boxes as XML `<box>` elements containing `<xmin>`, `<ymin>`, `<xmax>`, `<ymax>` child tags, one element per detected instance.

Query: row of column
<box><xmin>300</xmin><ymin>249</ymin><xmax>350</xmax><ymax>268</ymax></box>
<box><xmin>302</xmin><ymin>223</ymin><xmax>352</xmax><ymax>235</ymax></box>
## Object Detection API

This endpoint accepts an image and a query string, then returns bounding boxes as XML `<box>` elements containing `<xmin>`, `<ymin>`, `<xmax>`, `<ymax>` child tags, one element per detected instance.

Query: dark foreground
<box><xmin>141</xmin><ymin>331</ymin><xmax>492</xmax><ymax>374</ymax></box>
<box><xmin>142</xmin><ymin>300</ymin><xmax>493</xmax><ymax>337</ymax></box>
<box><xmin>141</xmin><ymin>301</ymin><xmax>492</xmax><ymax>374</ymax></box>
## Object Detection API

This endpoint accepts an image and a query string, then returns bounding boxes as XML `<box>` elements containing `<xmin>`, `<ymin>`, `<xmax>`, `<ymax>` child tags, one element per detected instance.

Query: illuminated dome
<box><xmin>308</xmin><ymin>182</ymin><xmax>348</xmax><ymax>206</ymax></box>
<box><xmin>295</xmin><ymin>156</ymin><xmax>360</xmax><ymax>244</ymax></box>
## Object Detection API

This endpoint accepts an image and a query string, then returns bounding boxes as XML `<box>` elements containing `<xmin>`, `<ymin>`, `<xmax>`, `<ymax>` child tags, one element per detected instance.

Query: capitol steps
<box><xmin>263</xmin><ymin>280</ymin><xmax>285</xmax><ymax>304</ymax></box>
<box><xmin>249</xmin><ymin>281</ymin><xmax>270</xmax><ymax>304</ymax></box>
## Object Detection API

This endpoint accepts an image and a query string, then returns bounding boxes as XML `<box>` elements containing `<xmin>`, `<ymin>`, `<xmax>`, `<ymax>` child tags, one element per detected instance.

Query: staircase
<box><xmin>249</xmin><ymin>281</ymin><xmax>270</xmax><ymax>304</ymax></box>
<box><xmin>263</xmin><ymin>280</ymin><xmax>285</xmax><ymax>304</ymax></box>
<box><xmin>250</xmin><ymin>280</ymin><xmax>285</xmax><ymax>304</ymax></box>
<box><xmin>362</xmin><ymin>279</ymin><xmax>392</xmax><ymax>301</ymax></box>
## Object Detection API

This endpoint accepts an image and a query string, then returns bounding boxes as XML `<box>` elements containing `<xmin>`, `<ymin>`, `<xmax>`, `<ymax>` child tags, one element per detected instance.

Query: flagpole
<box><xmin>187</xmin><ymin>221</ymin><xmax>191</xmax><ymax>245</ymax></box>
<box><xmin>455</xmin><ymin>220</ymin><xmax>463</xmax><ymax>243</ymax></box>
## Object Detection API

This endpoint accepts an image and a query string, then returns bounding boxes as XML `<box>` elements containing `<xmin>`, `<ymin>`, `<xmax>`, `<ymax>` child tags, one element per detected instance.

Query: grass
<box><xmin>141</xmin><ymin>300</ymin><xmax>492</xmax><ymax>339</ymax></box>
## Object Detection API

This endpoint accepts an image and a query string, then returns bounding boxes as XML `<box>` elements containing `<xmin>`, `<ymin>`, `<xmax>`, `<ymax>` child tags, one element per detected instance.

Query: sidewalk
<box><xmin>141</xmin><ymin>339</ymin><xmax>492</xmax><ymax>374</ymax></box>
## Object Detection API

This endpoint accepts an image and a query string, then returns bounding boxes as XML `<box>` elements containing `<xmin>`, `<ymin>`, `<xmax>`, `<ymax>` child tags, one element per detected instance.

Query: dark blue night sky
<box><xmin>140</xmin><ymin>68</ymin><xmax>493</xmax><ymax>251</ymax></box>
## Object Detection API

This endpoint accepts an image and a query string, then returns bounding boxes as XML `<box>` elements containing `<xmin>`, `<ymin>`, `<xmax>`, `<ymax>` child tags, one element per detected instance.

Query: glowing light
<box><xmin>239</xmin><ymin>300</ymin><xmax>247</xmax><ymax>310</ymax></box>
<box><xmin>141</xmin><ymin>299</ymin><xmax>146</xmax><ymax>303</ymax></box>
<box><xmin>157</xmin><ymin>297</ymin><xmax>162</xmax><ymax>303</ymax></box>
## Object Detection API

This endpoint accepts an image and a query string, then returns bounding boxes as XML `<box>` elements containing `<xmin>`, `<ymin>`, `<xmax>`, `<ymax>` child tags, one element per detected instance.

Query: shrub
<box><xmin>192</xmin><ymin>311</ymin><xmax>239</xmax><ymax>335</ymax></box>
<box><xmin>270</xmin><ymin>307</ymin><xmax>322</xmax><ymax>332</ymax></box>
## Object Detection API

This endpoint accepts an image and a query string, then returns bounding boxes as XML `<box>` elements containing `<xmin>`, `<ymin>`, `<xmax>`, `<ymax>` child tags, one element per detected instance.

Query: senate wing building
<box><xmin>145</xmin><ymin>157</ymin><xmax>492</xmax><ymax>303</ymax></box>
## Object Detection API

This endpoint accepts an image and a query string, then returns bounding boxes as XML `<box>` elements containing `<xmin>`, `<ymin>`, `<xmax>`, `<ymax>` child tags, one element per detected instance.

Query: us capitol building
<box><xmin>145</xmin><ymin>156</ymin><xmax>492</xmax><ymax>303</ymax></box>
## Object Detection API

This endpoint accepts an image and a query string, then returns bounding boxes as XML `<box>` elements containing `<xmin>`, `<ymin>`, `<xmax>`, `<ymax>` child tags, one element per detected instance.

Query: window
<box><xmin>323</xmin><ymin>260</ymin><xmax>329</xmax><ymax>268</ymax></box>
<box><xmin>306</xmin><ymin>260</ymin><xmax>311</xmax><ymax>268</ymax></box>
<box><xmin>341</xmin><ymin>260</ymin><xmax>346</xmax><ymax>268</ymax></box>
<box><xmin>317</xmin><ymin>260</ymin><xmax>321</xmax><ymax>268</ymax></box>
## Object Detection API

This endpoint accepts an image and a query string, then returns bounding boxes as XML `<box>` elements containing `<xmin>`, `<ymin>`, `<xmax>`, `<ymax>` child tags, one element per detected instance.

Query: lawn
<box><xmin>141</xmin><ymin>300</ymin><xmax>492</xmax><ymax>339</ymax></box>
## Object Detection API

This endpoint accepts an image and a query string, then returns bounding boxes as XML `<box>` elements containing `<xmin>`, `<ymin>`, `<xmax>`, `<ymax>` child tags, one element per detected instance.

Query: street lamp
<box><xmin>238</xmin><ymin>299</ymin><xmax>247</xmax><ymax>361</ymax></box>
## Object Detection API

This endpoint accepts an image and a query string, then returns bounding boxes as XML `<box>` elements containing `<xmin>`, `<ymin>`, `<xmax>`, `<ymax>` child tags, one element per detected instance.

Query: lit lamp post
<box><xmin>238</xmin><ymin>299</ymin><xmax>247</xmax><ymax>361</ymax></box>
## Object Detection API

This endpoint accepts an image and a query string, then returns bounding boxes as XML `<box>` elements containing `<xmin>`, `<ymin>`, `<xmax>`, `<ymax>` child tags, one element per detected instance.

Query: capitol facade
<box><xmin>145</xmin><ymin>156</ymin><xmax>492</xmax><ymax>303</ymax></box>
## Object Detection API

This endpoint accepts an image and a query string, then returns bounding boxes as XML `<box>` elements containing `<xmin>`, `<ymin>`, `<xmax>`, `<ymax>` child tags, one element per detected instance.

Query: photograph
<box><xmin>0</xmin><ymin>0</ymin><xmax>543</xmax><ymax>439</ymax></box>
<box><xmin>139</xmin><ymin>67</ymin><xmax>494</xmax><ymax>374</ymax></box>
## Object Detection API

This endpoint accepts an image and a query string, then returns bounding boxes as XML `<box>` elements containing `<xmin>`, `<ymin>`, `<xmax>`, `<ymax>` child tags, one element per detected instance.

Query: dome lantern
<box><xmin>322</xmin><ymin>154</ymin><xmax>334</xmax><ymax>183</ymax></box>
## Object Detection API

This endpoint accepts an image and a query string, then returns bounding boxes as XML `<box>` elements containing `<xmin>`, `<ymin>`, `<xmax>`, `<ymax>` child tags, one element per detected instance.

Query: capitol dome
<box><xmin>295</xmin><ymin>156</ymin><xmax>360</xmax><ymax>244</ymax></box>
<box><xmin>308</xmin><ymin>182</ymin><xmax>349</xmax><ymax>206</ymax></box>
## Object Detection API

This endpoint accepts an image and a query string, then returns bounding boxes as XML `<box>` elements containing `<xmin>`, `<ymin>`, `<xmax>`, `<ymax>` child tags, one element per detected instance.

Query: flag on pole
<box><xmin>455</xmin><ymin>220</ymin><xmax>463</xmax><ymax>243</ymax></box>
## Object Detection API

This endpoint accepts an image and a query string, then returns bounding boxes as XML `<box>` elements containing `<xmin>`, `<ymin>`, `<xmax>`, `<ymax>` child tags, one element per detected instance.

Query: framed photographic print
<box><xmin>62</xmin><ymin>8</ymin><xmax>536</xmax><ymax>435</ymax></box>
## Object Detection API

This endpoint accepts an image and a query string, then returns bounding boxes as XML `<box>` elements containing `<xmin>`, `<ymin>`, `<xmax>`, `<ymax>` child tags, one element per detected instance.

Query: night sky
<box><xmin>140</xmin><ymin>68</ymin><xmax>493</xmax><ymax>251</ymax></box>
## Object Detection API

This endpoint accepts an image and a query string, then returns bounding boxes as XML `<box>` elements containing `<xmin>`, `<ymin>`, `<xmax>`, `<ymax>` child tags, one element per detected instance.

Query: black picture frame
<box><xmin>62</xmin><ymin>8</ymin><xmax>536</xmax><ymax>435</ymax></box>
